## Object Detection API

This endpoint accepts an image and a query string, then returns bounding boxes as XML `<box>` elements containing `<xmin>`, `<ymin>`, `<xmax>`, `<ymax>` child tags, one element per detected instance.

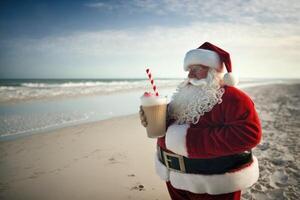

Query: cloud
<box><xmin>85</xmin><ymin>0</ymin><xmax>300</xmax><ymax>25</ymax></box>
<box><xmin>2</xmin><ymin>21</ymin><xmax>300</xmax><ymax>78</ymax></box>
<box><xmin>84</xmin><ymin>2</ymin><xmax>114</xmax><ymax>10</ymax></box>
<box><xmin>2</xmin><ymin>0</ymin><xmax>300</xmax><ymax>78</ymax></box>
<box><xmin>7</xmin><ymin>22</ymin><xmax>299</xmax><ymax>55</ymax></box>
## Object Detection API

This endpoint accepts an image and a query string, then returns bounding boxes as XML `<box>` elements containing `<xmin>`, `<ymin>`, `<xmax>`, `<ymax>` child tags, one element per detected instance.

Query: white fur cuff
<box><xmin>165</xmin><ymin>124</ymin><xmax>189</xmax><ymax>156</ymax></box>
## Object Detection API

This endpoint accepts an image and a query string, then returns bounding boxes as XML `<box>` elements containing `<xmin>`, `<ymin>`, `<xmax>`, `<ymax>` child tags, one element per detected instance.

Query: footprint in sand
<box><xmin>271</xmin><ymin>159</ymin><xmax>286</xmax><ymax>166</ymax></box>
<box><xmin>253</xmin><ymin>192</ymin><xmax>268</xmax><ymax>200</ymax></box>
<box><xmin>271</xmin><ymin>170</ymin><xmax>289</xmax><ymax>187</ymax></box>
<box><xmin>108</xmin><ymin>153</ymin><xmax>126</xmax><ymax>164</ymax></box>
<box><xmin>76</xmin><ymin>149</ymin><xmax>102</xmax><ymax>160</ymax></box>
<box><xmin>24</xmin><ymin>165</ymin><xmax>33</xmax><ymax>170</ymax></box>
<box><xmin>15</xmin><ymin>148</ymin><xmax>24</xmax><ymax>154</ymax></box>
<box><xmin>267</xmin><ymin>189</ymin><xmax>285</xmax><ymax>199</ymax></box>
<box><xmin>28</xmin><ymin>171</ymin><xmax>46</xmax><ymax>179</ymax></box>
<box><xmin>257</xmin><ymin>142</ymin><xmax>269</xmax><ymax>151</ymax></box>
<box><xmin>128</xmin><ymin>174</ymin><xmax>135</xmax><ymax>177</ymax></box>
<box><xmin>130</xmin><ymin>183</ymin><xmax>145</xmax><ymax>191</ymax></box>
<box><xmin>108</xmin><ymin>157</ymin><xmax>119</xmax><ymax>164</ymax></box>
<box><xmin>127</xmin><ymin>174</ymin><xmax>146</xmax><ymax>192</ymax></box>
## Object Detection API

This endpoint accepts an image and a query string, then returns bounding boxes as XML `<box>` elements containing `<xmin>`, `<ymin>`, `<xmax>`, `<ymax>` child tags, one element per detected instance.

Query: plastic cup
<box><xmin>140</xmin><ymin>95</ymin><xmax>168</xmax><ymax>138</ymax></box>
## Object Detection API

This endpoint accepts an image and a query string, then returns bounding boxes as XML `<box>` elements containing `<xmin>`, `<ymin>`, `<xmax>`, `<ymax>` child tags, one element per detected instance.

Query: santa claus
<box><xmin>140</xmin><ymin>42</ymin><xmax>262</xmax><ymax>200</ymax></box>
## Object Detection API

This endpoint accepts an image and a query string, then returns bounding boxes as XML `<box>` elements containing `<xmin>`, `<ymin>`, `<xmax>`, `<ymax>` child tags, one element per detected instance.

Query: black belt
<box><xmin>157</xmin><ymin>146</ymin><xmax>252</xmax><ymax>175</ymax></box>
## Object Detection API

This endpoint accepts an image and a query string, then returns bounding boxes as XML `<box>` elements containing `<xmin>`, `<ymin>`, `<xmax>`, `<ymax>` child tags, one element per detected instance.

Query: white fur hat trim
<box><xmin>223</xmin><ymin>72</ymin><xmax>239</xmax><ymax>86</ymax></box>
<box><xmin>184</xmin><ymin>49</ymin><xmax>222</xmax><ymax>71</ymax></box>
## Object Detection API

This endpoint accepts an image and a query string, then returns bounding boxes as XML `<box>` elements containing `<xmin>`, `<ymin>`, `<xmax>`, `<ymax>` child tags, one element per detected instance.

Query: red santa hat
<box><xmin>183</xmin><ymin>42</ymin><xmax>238</xmax><ymax>86</ymax></box>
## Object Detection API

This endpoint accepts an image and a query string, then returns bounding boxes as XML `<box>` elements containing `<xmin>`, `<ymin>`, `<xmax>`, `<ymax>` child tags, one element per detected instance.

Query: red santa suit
<box><xmin>153</xmin><ymin>42</ymin><xmax>262</xmax><ymax>199</ymax></box>
<box><xmin>155</xmin><ymin>86</ymin><xmax>261</xmax><ymax>197</ymax></box>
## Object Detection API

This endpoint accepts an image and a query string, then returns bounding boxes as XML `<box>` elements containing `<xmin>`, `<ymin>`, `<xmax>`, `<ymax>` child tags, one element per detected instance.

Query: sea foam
<box><xmin>0</xmin><ymin>79</ymin><xmax>182</xmax><ymax>103</ymax></box>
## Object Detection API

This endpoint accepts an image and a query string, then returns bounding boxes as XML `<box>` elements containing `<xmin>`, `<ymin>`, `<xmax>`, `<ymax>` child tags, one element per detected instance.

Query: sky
<box><xmin>0</xmin><ymin>0</ymin><xmax>299</xmax><ymax>79</ymax></box>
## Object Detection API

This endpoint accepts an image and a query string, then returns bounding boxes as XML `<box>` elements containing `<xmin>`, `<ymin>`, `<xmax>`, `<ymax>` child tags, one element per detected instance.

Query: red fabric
<box><xmin>166</xmin><ymin>181</ymin><xmax>241</xmax><ymax>200</ymax></box>
<box><xmin>157</xmin><ymin>86</ymin><xmax>262</xmax><ymax>158</ymax></box>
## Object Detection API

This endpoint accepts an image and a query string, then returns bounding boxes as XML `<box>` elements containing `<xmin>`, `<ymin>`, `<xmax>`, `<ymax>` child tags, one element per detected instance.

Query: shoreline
<box><xmin>0</xmin><ymin>113</ymin><xmax>139</xmax><ymax>144</ymax></box>
<box><xmin>2</xmin><ymin>81</ymin><xmax>299</xmax><ymax>141</ymax></box>
<box><xmin>0</xmin><ymin>113</ymin><xmax>139</xmax><ymax>142</ymax></box>
<box><xmin>0</xmin><ymin>87</ymin><xmax>177</xmax><ymax>140</ymax></box>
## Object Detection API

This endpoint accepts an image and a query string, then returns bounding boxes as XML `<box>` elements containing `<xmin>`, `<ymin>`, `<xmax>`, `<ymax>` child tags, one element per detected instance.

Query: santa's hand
<box><xmin>139</xmin><ymin>106</ymin><xmax>148</xmax><ymax>127</ymax></box>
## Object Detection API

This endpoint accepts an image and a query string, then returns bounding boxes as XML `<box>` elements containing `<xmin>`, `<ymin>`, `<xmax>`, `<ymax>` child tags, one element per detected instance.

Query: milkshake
<box><xmin>140</xmin><ymin>92</ymin><xmax>168</xmax><ymax>138</ymax></box>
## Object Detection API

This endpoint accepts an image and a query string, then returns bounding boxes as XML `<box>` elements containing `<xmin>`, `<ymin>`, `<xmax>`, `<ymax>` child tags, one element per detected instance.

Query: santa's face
<box><xmin>188</xmin><ymin>65</ymin><xmax>210</xmax><ymax>80</ymax></box>
<box><xmin>179</xmin><ymin>65</ymin><xmax>218</xmax><ymax>88</ymax></box>
<box><xmin>184</xmin><ymin>65</ymin><xmax>211</xmax><ymax>87</ymax></box>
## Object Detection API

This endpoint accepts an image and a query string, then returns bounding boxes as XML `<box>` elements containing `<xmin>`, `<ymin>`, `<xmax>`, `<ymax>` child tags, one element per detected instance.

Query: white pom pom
<box><xmin>223</xmin><ymin>72</ymin><xmax>238</xmax><ymax>86</ymax></box>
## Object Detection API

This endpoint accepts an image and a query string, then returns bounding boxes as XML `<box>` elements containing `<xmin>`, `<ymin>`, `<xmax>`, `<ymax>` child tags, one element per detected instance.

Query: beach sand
<box><xmin>0</xmin><ymin>83</ymin><xmax>299</xmax><ymax>200</ymax></box>
<box><xmin>242</xmin><ymin>83</ymin><xmax>300</xmax><ymax>200</ymax></box>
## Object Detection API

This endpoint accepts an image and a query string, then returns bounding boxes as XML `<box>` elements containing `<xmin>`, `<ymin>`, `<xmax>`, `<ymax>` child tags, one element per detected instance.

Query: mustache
<box><xmin>179</xmin><ymin>78</ymin><xmax>207</xmax><ymax>87</ymax></box>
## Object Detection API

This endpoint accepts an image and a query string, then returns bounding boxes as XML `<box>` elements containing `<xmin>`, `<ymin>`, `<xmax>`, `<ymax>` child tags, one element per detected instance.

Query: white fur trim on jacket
<box><xmin>154</xmin><ymin>153</ymin><xmax>259</xmax><ymax>195</ymax></box>
<box><xmin>165</xmin><ymin>124</ymin><xmax>189</xmax><ymax>157</ymax></box>
<box><xmin>184</xmin><ymin>49</ymin><xmax>222</xmax><ymax>71</ymax></box>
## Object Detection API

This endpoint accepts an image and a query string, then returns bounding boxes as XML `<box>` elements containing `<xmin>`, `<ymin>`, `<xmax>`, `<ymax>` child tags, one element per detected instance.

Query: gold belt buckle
<box><xmin>163</xmin><ymin>151</ymin><xmax>186</xmax><ymax>173</ymax></box>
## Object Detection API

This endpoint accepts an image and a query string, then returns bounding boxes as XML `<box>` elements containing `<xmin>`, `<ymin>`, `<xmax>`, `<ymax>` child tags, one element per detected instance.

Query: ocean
<box><xmin>0</xmin><ymin>78</ymin><xmax>288</xmax><ymax>140</ymax></box>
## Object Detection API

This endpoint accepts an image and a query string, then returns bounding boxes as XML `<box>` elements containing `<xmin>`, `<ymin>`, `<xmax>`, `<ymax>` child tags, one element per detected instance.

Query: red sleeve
<box><xmin>186</xmin><ymin>87</ymin><xmax>262</xmax><ymax>159</ymax></box>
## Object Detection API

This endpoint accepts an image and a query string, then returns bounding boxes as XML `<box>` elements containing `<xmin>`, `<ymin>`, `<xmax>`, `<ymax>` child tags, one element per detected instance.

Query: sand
<box><xmin>242</xmin><ymin>83</ymin><xmax>300</xmax><ymax>200</ymax></box>
<box><xmin>0</xmin><ymin>115</ymin><xmax>169</xmax><ymax>200</ymax></box>
<box><xmin>0</xmin><ymin>83</ymin><xmax>299</xmax><ymax>200</ymax></box>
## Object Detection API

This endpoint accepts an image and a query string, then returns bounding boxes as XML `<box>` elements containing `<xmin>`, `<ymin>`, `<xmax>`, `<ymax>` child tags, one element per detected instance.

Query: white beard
<box><xmin>168</xmin><ymin>69</ymin><xmax>225</xmax><ymax>125</ymax></box>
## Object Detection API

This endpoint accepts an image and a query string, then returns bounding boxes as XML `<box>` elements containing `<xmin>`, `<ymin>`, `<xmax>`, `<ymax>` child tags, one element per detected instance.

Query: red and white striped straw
<box><xmin>146</xmin><ymin>68</ymin><xmax>159</xmax><ymax>96</ymax></box>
